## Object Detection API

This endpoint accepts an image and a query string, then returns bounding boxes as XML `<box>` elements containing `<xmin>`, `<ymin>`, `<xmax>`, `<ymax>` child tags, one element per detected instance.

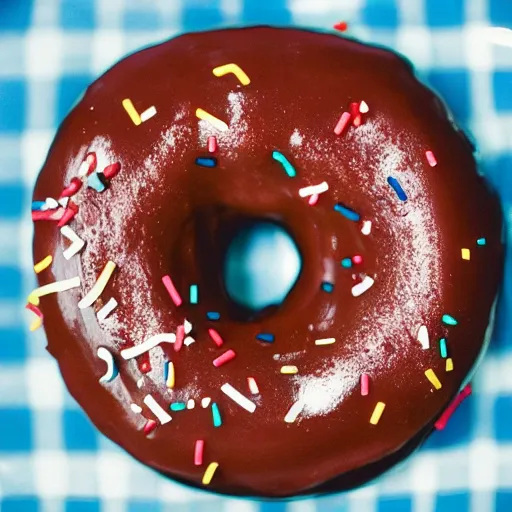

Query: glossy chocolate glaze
<box><xmin>32</xmin><ymin>27</ymin><xmax>504</xmax><ymax>497</ymax></box>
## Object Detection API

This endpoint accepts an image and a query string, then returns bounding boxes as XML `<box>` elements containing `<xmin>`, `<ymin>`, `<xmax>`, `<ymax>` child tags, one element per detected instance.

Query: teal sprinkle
<box><xmin>256</xmin><ymin>333</ymin><xmax>275</xmax><ymax>343</ymax></box>
<box><xmin>439</xmin><ymin>338</ymin><xmax>448</xmax><ymax>358</ymax></box>
<box><xmin>341</xmin><ymin>258</ymin><xmax>352</xmax><ymax>268</ymax></box>
<box><xmin>321</xmin><ymin>282</ymin><xmax>334</xmax><ymax>293</ymax></box>
<box><xmin>170</xmin><ymin>402</ymin><xmax>186</xmax><ymax>411</ymax></box>
<box><xmin>207</xmin><ymin>311</ymin><xmax>220</xmax><ymax>321</ymax></box>
<box><xmin>477</xmin><ymin>238</ymin><xmax>487</xmax><ymax>246</ymax></box>
<box><xmin>190</xmin><ymin>284</ymin><xmax>198</xmax><ymax>304</ymax></box>
<box><xmin>272</xmin><ymin>151</ymin><xmax>296</xmax><ymax>178</ymax></box>
<box><xmin>87</xmin><ymin>172</ymin><xmax>106</xmax><ymax>192</ymax></box>
<box><xmin>442</xmin><ymin>314</ymin><xmax>458</xmax><ymax>326</ymax></box>
<box><xmin>212</xmin><ymin>403</ymin><xmax>222</xmax><ymax>427</ymax></box>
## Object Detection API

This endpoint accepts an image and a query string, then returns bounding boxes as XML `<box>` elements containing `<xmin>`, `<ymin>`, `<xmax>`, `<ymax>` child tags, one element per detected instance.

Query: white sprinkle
<box><xmin>58</xmin><ymin>196</ymin><xmax>70</xmax><ymax>208</ymax></box>
<box><xmin>143</xmin><ymin>394</ymin><xmax>172</xmax><ymax>424</ymax></box>
<box><xmin>97</xmin><ymin>347</ymin><xmax>117</xmax><ymax>383</ymax></box>
<box><xmin>284</xmin><ymin>400</ymin><xmax>304</xmax><ymax>423</ymax></box>
<box><xmin>201</xmin><ymin>397</ymin><xmax>211</xmax><ymax>408</ymax></box>
<box><xmin>361</xmin><ymin>220</ymin><xmax>372</xmax><ymax>235</ymax></box>
<box><xmin>61</xmin><ymin>225</ymin><xmax>85</xmax><ymax>260</ymax></box>
<box><xmin>247</xmin><ymin>377</ymin><xmax>260</xmax><ymax>395</ymax></box>
<box><xmin>220</xmin><ymin>383</ymin><xmax>256</xmax><ymax>413</ymax></box>
<box><xmin>315</xmin><ymin>337</ymin><xmax>336</xmax><ymax>346</ymax></box>
<box><xmin>96</xmin><ymin>298</ymin><xmax>118</xmax><ymax>322</ymax></box>
<box><xmin>137</xmin><ymin>377</ymin><xmax>145</xmax><ymax>389</ymax></box>
<box><xmin>140</xmin><ymin>106</ymin><xmax>157</xmax><ymax>123</ymax></box>
<box><xmin>184</xmin><ymin>319</ymin><xmax>192</xmax><ymax>334</ymax></box>
<box><xmin>298</xmin><ymin>181</ymin><xmax>329</xmax><ymax>198</ymax></box>
<box><xmin>184</xmin><ymin>336</ymin><xmax>195</xmax><ymax>346</ymax></box>
<box><xmin>351</xmin><ymin>276</ymin><xmax>375</xmax><ymax>297</ymax></box>
<box><xmin>187</xmin><ymin>399</ymin><xmax>195</xmax><ymax>410</ymax></box>
<box><xmin>130</xmin><ymin>403</ymin><xmax>142</xmax><ymax>414</ymax></box>
<box><xmin>45</xmin><ymin>197</ymin><xmax>59</xmax><ymax>209</ymax></box>
<box><xmin>78</xmin><ymin>160</ymin><xmax>90</xmax><ymax>177</ymax></box>
<box><xmin>121</xmin><ymin>333</ymin><xmax>176</xmax><ymax>360</ymax></box>
<box><xmin>418</xmin><ymin>325</ymin><xmax>430</xmax><ymax>349</ymax></box>
<box><xmin>359</xmin><ymin>101</ymin><xmax>369</xmax><ymax>113</ymax></box>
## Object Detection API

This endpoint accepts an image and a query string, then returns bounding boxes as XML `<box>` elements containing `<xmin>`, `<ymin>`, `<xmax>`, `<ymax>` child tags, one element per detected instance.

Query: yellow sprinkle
<box><xmin>28</xmin><ymin>276</ymin><xmax>81</xmax><ymax>306</ymax></box>
<box><xmin>29</xmin><ymin>315</ymin><xmax>43</xmax><ymax>332</ymax></box>
<box><xmin>370</xmin><ymin>402</ymin><xmax>386</xmax><ymax>425</ymax></box>
<box><xmin>315</xmin><ymin>337</ymin><xmax>335</xmax><ymax>346</ymax></box>
<box><xmin>280</xmin><ymin>365</ymin><xmax>298</xmax><ymax>375</ymax></box>
<box><xmin>202</xmin><ymin>462</ymin><xmax>219</xmax><ymax>485</ymax></box>
<box><xmin>122</xmin><ymin>98</ymin><xmax>142</xmax><ymax>126</ymax></box>
<box><xmin>446</xmin><ymin>358</ymin><xmax>454</xmax><ymax>372</ymax></box>
<box><xmin>196</xmin><ymin>108</ymin><xmax>228</xmax><ymax>132</ymax></box>
<box><xmin>78</xmin><ymin>261</ymin><xmax>116</xmax><ymax>309</ymax></box>
<box><xmin>34</xmin><ymin>255</ymin><xmax>53</xmax><ymax>274</ymax></box>
<box><xmin>166</xmin><ymin>361</ymin><xmax>175</xmax><ymax>389</ymax></box>
<box><xmin>425</xmin><ymin>368</ymin><xmax>442</xmax><ymax>389</ymax></box>
<box><xmin>212</xmin><ymin>63</ymin><xmax>251</xmax><ymax>86</ymax></box>
<box><xmin>461</xmin><ymin>248</ymin><xmax>471</xmax><ymax>260</ymax></box>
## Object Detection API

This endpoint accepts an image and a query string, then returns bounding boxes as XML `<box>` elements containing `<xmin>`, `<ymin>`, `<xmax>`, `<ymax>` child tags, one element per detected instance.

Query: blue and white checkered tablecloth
<box><xmin>0</xmin><ymin>0</ymin><xmax>511</xmax><ymax>511</ymax></box>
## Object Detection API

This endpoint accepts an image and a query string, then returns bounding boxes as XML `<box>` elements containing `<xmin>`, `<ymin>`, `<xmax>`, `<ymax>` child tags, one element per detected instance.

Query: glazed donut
<box><xmin>31</xmin><ymin>27</ymin><xmax>503</xmax><ymax>497</ymax></box>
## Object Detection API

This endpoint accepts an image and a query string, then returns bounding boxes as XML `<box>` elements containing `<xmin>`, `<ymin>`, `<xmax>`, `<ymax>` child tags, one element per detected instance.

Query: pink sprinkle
<box><xmin>162</xmin><ymin>275</ymin><xmax>182</xmax><ymax>307</ymax></box>
<box><xmin>308</xmin><ymin>194</ymin><xmax>319</xmax><ymax>206</ymax></box>
<box><xmin>434</xmin><ymin>384</ymin><xmax>472</xmax><ymax>430</ymax></box>
<box><xmin>361</xmin><ymin>374</ymin><xmax>370</xmax><ymax>396</ymax></box>
<box><xmin>194</xmin><ymin>439</ymin><xmax>204</xmax><ymax>466</ymax></box>
<box><xmin>247</xmin><ymin>377</ymin><xmax>260</xmax><ymax>395</ymax></box>
<box><xmin>334</xmin><ymin>112</ymin><xmax>351</xmax><ymax>135</ymax></box>
<box><xmin>426</xmin><ymin>150</ymin><xmax>437</xmax><ymax>167</ymax></box>
<box><xmin>208</xmin><ymin>328</ymin><xmax>224</xmax><ymax>347</ymax></box>
<box><xmin>143</xmin><ymin>419</ymin><xmax>157</xmax><ymax>435</ymax></box>
<box><xmin>85</xmin><ymin>152</ymin><xmax>97</xmax><ymax>176</ymax></box>
<box><xmin>207</xmin><ymin>136</ymin><xmax>217</xmax><ymax>153</ymax></box>
<box><xmin>213</xmin><ymin>349</ymin><xmax>236</xmax><ymax>368</ymax></box>
<box><xmin>174</xmin><ymin>325</ymin><xmax>185</xmax><ymax>352</ymax></box>
<box><xmin>352</xmin><ymin>255</ymin><xmax>363</xmax><ymax>265</ymax></box>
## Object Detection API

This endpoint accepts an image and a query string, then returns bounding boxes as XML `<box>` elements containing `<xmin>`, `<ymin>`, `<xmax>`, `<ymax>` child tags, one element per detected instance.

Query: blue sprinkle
<box><xmin>170</xmin><ymin>402</ymin><xmax>186</xmax><ymax>411</ymax></box>
<box><xmin>387</xmin><ymin>176</ymin><xmax>407</xmax><ymax>201</ymax></box>
<box><xmin>195</xmin><ymin>157</ymin><xmax>217</xmax><ymax>168</ymax></box>
<box><xmin>272</xmin><ymin>150</ymin><xmax>297</xmax><ymax>178</ymax></box>
<box><xmin>212</xmin><ymin>403</ymin><xmax>222</xmax><ymax>427</ymax></box>
<box><xmin>31</xmin><ymin>201</ymin><xmax>46</xmax><ymax>211</ymax></box>
<box><xmin>341</xmin><ymin>258</ymin><xmax>352</xmax><ymax>268</ymax></box>
<box><xmin>439</xmin><ymin>338</ymin><xmax>448</xmax><ymax>358</ymax></box>
<box><xmin>442</xmin><ymin>314</ymin><xmax>458</xmax><ymax>326</ymax></box>
<box><xmin>87</xmin><ymin>172</ymin><xmax>106</xmax><ymax>192</ymax></box>
<box><xmin>333</xmin><ymin>203</ymin><xmax>360</xmax><ymax>222</ymax></box>
<box><xmin>256</xmin><ymin>333</ymin><xmax>275</xmax><ymax>343</ymax></box>
<box><xmin>321</xmin><ymin>282</ymin><xmax>334</xmax><ymax>293</ymax></box>
<box><xmin>477</xmin><ymin>238</ymin><xmax>487</xmax><ymax>246</ymax></box>
<box><xmin>190</xmin><ymin>284</ymin><xmax>198</xmax><ymax>304</ymax></box>
<box><xmin>207</xmin><ymin>311</ymin><xmax>220</xmax><ymax>321</ymax></box>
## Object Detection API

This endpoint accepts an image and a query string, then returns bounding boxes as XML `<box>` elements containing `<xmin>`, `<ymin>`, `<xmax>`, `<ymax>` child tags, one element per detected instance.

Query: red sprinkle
<box><xmin>207</xmin><ymin>136</ymin><xmax>217</xmax><ymax>153</ymax></box>
<box><xmin>32</xmin><ymin>207</ymin><xmax>65</xmax><ymax>222</ymax></box>
<box><xmin>26</xmin><ymin>302</ymin><xmax>43</xmax><ymax>318</ymax></box>
<box><xmin>85</xmin><ymin>152</ymin><xmax>97</xmax><ymax>176</ymax></box>
<box><xmin>334</xmin><ymin>112</ymin><xmax>351</xmax><ymax>135</ymax></box>
<box><xmin>57</xmin><ymin>201</ymin><xmax>79</xmax><ymax>227</ymax></box>
<box><xmin>59</xmin><ymin>177</ymin><xmax>83</xmax><ymax>199</ymax></box>
<box><xmin>103</xmin><ymin>162</ymin><xmax>121</xmax><ymax>180</ymax></box>
<box><xmin>213</xmin><ymin>349</ymin><xmax>236</xmax><ymax>368</ymax></box>
<box><xmin>308</xmin><ymin>194</ymin><xmax>319</xmax><ymax>206</ymax></box>
<box><xmin>350</xmin><ymin>102</ymin><xmax>362</xmax><ymax>127</ymax></box>
<box><xmin>140</xmin><ymin>361</ymin><xmax>152</xmax><ymax>374</ymax></box>
<box><xmin>352</xmin><ymin>255</ymin><xmax>363</xmax><ymax>265</ymax></box>
<box><xmin>174</xmin><ymin>324</ymin><xmax>185</xmax><ymax>352</ymax></box>
<box><xmin>194</xmin><ymin>439</ymin><xmax>204</xmax><ymax>466</ymax></box>
<box><xmin>162</xmin><ymin>275</ymin><xmax>183</xmax><ymax>307</ymax></box>
<box><xmin>361</xmin><ymin>374</ymin><xmax>369</xmax><ymax>396</ymax></box>
<box><xmin>208</xmin><ymin>328</ymin><xmax>224</xmax><ymax>347</ymax></box>
<box><xmin>333</xmin><ymin>21</ymin><xmax>348</xmax><ymax>32</ymax></box>
<box><xmin>426</xmin><ymin>150</ymin><xmax>437</xmax><ymax>167</ymax></box>
<box><xmin>434</xmin><ymin>384</ymin><xmax>472</xmax><ymax>430</ymax></box>
<box><xmin>143</xmin><ymin>419</ymin><xmax>158</xmax><ymax>435</ymax></box>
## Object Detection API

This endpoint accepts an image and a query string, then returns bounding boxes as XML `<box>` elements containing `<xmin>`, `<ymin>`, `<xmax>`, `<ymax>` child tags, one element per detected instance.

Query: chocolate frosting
<box><xmin>32</xmin><ymin>27</ymin><xmax>504</xmax><ymax>497</ymax></box>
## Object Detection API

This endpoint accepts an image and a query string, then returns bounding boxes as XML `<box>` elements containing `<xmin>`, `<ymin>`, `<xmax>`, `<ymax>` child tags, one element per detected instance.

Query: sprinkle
<box><xmin>143</xmin><ymin>419</ymin><xmax>158</xmax><ymax>435</ymax></box>
<box><xmin>34</xmin><ymin>255</ymin><xmax>52</xmax><ymax>274</ymax></box>
<box><xmin>59</xmin><ymin>177</ymin><xmax>83</xmax><ymax>198</ymax></box>
<box><xmin>87</xmin><ymin>172</ymin><xmax>106</xmax><ymax>192</ymax></box>
<box><xmin>187</xmin><ymin>399</ymin><xmax>195</xmax><ymax>409</ymax></box>
<box><xmin>44</xmin><ymin>197</ymin><xmax>59</xmax><ymax>209</ymax></box>
<box><xmin>25</xmin><ymin>303</ymin><xmax>43</xmax><ymax>331</ymax></box>
<box><xmin>211</xmin><ymin>402</ymin><xmax>222</xmax><ymax>426</ymax></box>
<box><xmin>57</xmin><ymin>201</ymin><xmax>79</xmax><ymax>227</ymax></box>
<box><xmin>321</xmin><ymin>282</ymin><xmax>334</xmax><ymax>293</ymax></box>
<box><xmin>140</xmin><ymin>106</ymin><xmax>157</xmax><ymax>123</ymax></box>
<box><xmin>387</xmin><ymin>176</ymin><xmax>408</xmax><ymax>201</ymax></box>
<box><xmin>426</xmin><ymin>150</ymin><xmax>437</xmax><ymax>167</ymax></box>
<box><xmin>207</xmin><ymin>136</ymin><xmax>217</xmax><ymax>153</ymax></box>
<box><xmin>165</xmin><ymin>361</ymin><xmax>175</xmax><ymax>388</ymax></box>
<box><xmin>446</xmin><ymin>358</ymin><xmax>454</xmax><ymax>372</ymax></box>
<box><xmin>442</xmin><ymin>314</ymin><xmax>458</xmax><ymax>326</ymax></box>
<box><xmin>334</xmin><ymin>112</ymin><xmax>351</xmax><ymax>135</ymax></box>
<box><xmin>202</xmin><ymin>462</ymin><xmax>219</xmax><ymax>485</ymax></box>
<box><xmin>247</xmin><ymin>377</ymin><xmax>260</xmax><ymax>395</ymax></box>
<box><xmin>207</xmin><ymin>311</ymin><xmax>220</xmax><ymax>321</ymax></box>
<box><xmin>417</xmin><ymin>325</ymin><xmax>429</xmax><ymax>349</ymax></box>
<box><xmin>333</xmin><ymin>21</ymin><xmax>348</xmax><ymax>31</ymax></box>
<box><xmin>280</xmin><ymin>365</ymin><xmax>298</xmax><ymax>375</ymax></box>
<box><xmin>308</xmin><ymin>194</ymin><xmax>319</xmax><ymax>206</ymax></box>
<box><xmin>32</xmin><ymin>208</ymin><xmax>65</xmax><ymax>222</ymax></box>
<box><xmin>78</xmin><ymin>261</ymin><xmax>116</xmax><ymax>309</ymax></box>
<box><xmin>361</xmin><ymin>220</ymin><xmax>372</xmax><ymax>235</ymax></box>
<box><xmin>315</xmin><ymin>337</ymin><xmax>335</xmax><ymax>346</ymax></box>
<box><xmin>102</xmin><ymin>162</ymin><xmax>121</xmax><ymax>180</ymax></box>
<box><xmin>435</xmin><ymin>384</ymin><xmax>472</xmax><ymax>430</ymax></box>
<box><xmin>220</xmin><ymin>383</ymin><xmax>256</xmax><ymax>413</ymax></box>
<box><xmin>58</xmin><ymin>197</ymin><xmax>69</xmax><ymax>208</ymax></box>
<box><xmin>196</xmin><ymin>108</ymin><xmax>228</xmax><ymax>132</ymax></box>
<box><xmin>137</xmin><ymin>377</ymin><xmax>144</xmax><ymax>388</ymax></box>
<box><xmin>299</xmin><ymin>182</ymin><xmax>329</xmax><ymax>198</ymax></box>
<box><xmin>188</xmin><ymin>285</ymin><xmax>198</xmax><ymax>305</ymax></box>
<box><xmin>461</xmin><ymin>248</ymin><xmax>471</xmax><ymax>260</ymax></box>
<box><xmin>361</xmin><ymin>374</ymin><xmax>370</xmax><ymax>396</ymax></box>
<box><xmin>130</xmin><ymin>404</ymin><xmax>142</xmax><ymax>414</ymax></box>
<box><xmin>202</xmin><ymin>397</ymin><xmax>212</xmax><ymax>408</ymax></box>
<box><xmin>272</xmin><ymin>150</ymin><xmax>297</xmax><ymax>178</ymax></box>
<box><xmin>213</xmin><ymin>349</ymin><xmax>236</xmax><ymax>368</ymax></box>
<box><xmin>256</xmin><ymin>333</ymin><xmax>274</xmax><ymax>343</ymax></box>
<box><xmin>174</xmin><ymin>325</ymin><xmax>185</xmax><ymax>352</ymax></box>
<box><xmin>60</xmin><ymin>225</ymin><xmax>85</xmax><ymax>260</ymax></box>
<box><xmin>143</xmin><ymin>394</ymin><xmax>172</xmax><ymax>425</ymax></box>
<box><xmin>208</xmin><ymin>328</ymin><xmax>224</xmax><ymax>347</ymax></box>
<box><xmin>351</xmin><ymin>276</ymin><xmax>374</xmax><ymax>297</ymax></box>
<box><xmin>334</xmin><ymin>203</ymin><xmax>360</xmax><ymax>221</ymax></box>
<box><xmin>121</xmin><ymin>333</ymin><xmax>176</xmax><ymax>360</ymax></box>
<box><xmin>78</xmin><ymin>152</ymin><xmax>97</xmax><ymax>177</ymax></box>
<box><xmin>97</xmin><ymin>298</ymin><xmax>118</xmax><ymax>322</ymax></box>
<box><xmin>97</xmin><ymin>347</ymin><xmax>118</xmax><ymax>383</ymax></box>
<box><xmin>341</xmin><ymin>258</ymin><xmax>352</xmax><ymax>269</ymax></box>
<box><xmin>162</xmin><ymin>275</ymin><xmax>182</xmax><ymax>307</ymax></box>
<box><xmin>284</xmin><ymin>400</ymin><xmax>304</xmax><ymax>423</ymax></box>
<box><xmin>28</xmin><ymin>276</ymin><xmax>80</xmax><ymax>306</ymax></box>
<box><xmin>477</xmin><ymin>238</ymin><xmax>487</xmax><ymax>246</ymax></box>
<box><xmin>184</xmin><ymin>319</ymin><xmax>193</xmax><ymax>334</ymax></box>
<box><xmin>359</xmin><ymin>101</ymin><xmax>369</xmax><ymax>114</ymax></box>
<box><xmin>370</xmin><ymin>402</ymin><xmax>386</xmax><ymax>425</ymax></box>
<box><xmin>170</xmin><ymin>402</ymin><xmax>186</xmax><ymax>411</ymax></box>
<box><xmin>352</xmin><ymin>255</ymin><xmax>363</xmax><ymax>265</ymax></box>
<box><xmin>349</xmin><ymin>102</ymin><xmax>362</xmax><ymax>127</ymax></box>
<box><xmin>212</xmin><ymin>63</ymin><xmax>251</xmax><ymax>85</ymax></box>
<box><xmin>31</xmin><ymin>201</ymin><xmax>46</xmax><ymax>211</ymax></box>
<box><xmin>425</xmin><ymin>368</ymin><xmax>442</xmax><ymax>390</ymax></box>
<box><xmin>195</xmin><ymin>157</ymin><xmax>217</xmax><ymax>168</ymax></box>
<box><xmin>439</xmin><ymin>338</ymin><xmax>448</xmax><ymax>358</ymax></box>
<box><xmin>194</xmin><ymin>440</ymin><xmax>205</xmax><ymax>466</ymax></box>
<box><xmin>122</xmin><ymin>98</ymin><xmax>142</xmax><ymax>125</ymax></box>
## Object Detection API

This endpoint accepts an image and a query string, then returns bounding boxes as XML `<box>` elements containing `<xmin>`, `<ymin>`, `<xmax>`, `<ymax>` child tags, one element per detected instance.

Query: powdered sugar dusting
<box><xmin>289</xmin><ymin>129</ymin><xmax>303</xmax><ymax>147</ymax></box>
